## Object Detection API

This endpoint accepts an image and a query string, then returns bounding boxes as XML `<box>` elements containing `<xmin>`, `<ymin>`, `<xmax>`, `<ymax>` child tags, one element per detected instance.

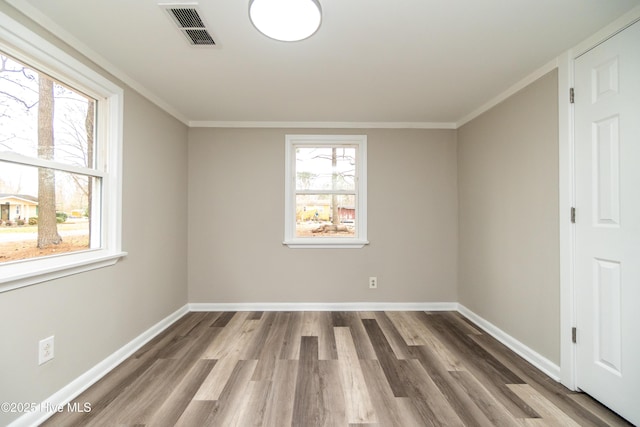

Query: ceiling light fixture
<box><xmin>249</xmin><ymin>0</ymin><xmax>322</xmax><ymax>42</ymax></box>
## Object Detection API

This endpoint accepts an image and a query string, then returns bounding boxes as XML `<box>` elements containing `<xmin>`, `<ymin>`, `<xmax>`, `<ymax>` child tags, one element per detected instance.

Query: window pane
<box><xmin>295</xmin><ymin>146</ymin><xmax>356</xmax><ymax>191</ymax></box>
<box><xmin>0</xmin><ymin>51</ymin><xmax>96</xmax><ymax>168</ymax></box>
<box><xmin>295</xmin><ymin>194</ymin><xmax>356</xmax><ymax>237</ymax></box>
<box><xmin>0</xmin><ymin>161</ymin><xmax>99</xmax><ymax>263</ymax></box>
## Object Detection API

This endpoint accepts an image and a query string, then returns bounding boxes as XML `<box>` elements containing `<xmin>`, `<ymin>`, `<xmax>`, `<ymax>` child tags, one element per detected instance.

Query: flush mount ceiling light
<box><xmin>249</xmin><ymin>0</ymin><xmax>322</xmax><ymax>42</ymax></box>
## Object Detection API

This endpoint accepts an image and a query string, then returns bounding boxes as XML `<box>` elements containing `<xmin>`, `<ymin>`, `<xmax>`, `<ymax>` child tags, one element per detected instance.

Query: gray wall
<box><xmin>188</xmin><ymin>128</ymin><xmax>458</xmax><ymax>304</ymax></box>
<box><xmin>457</xmin><ymin>70</ymin><xmax>560</xmax><ymax>363</ymax></box>
<box><xmin>0</xmin><ymin>5</ymin><xmax>189</xmax><ymax>425</ymax></box>
<box><xmin>0</xmin><ymin>3</ymin><xmax>565</xmax><ymax>422</ymax></box>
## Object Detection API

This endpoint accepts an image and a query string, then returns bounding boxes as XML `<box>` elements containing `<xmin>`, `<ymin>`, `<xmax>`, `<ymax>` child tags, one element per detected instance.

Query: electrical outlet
<box><xmin>39</xmin><ymin>335</ymin><xmax>54</xmax><ymax>365</ymax></box>
<box><xmin>369</xmin><ymin>276</ymin><xmax>378</xmax><ymax>289</ymax></box>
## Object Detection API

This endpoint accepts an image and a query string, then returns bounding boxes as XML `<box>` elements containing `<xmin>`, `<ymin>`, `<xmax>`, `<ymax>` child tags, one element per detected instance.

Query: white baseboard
<box><xmin>9</xmin><ymin>304</ymin><xmax>190</xmax><ymax>427</ymax></box>
<box><xmin>188</xmin><ymin>301</ymin><xmax>458</xmax><ymax>312</ymax></box>
<box><xmin>457</xmin><ymin>304</ymin><xmax>561</xmax><ymax>381</ymax></box>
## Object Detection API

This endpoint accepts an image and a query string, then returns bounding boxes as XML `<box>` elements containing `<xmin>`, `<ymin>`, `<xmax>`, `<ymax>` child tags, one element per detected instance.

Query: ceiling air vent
<box><xmin>163</xmin><ymin>6</ymin><xmax>215</xmax><ymax>46</ymax></box>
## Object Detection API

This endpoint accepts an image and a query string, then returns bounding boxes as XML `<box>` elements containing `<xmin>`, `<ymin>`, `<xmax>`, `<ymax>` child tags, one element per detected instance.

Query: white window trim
<box><xmin>284</xmin><ymin>134</ymin><xmax>368</xmax><ymax>249</ymax></box>
<box><xmin>0</xmin><ymin>11</ymin><xmax>126</xmax><ymax>293</ymax></box>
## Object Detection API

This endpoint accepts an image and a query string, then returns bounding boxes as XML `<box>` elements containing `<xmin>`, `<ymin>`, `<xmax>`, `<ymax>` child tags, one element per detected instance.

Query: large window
<box><xmin>284</xmin><ymin>135</ymin><xmax>368</xmax><ymax>248</ymax></box>
<box><xmin>0</xmin><ymin>13</ymin><xmax>124</xmax><ymax>292</ymax></box>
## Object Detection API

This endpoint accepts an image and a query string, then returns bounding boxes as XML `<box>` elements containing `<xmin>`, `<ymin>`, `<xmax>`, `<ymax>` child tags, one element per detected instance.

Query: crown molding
<box><xmin>188</xmin><ymin>120</ymin><xmax>458</xmax><ymax>129</ymax></box>
<box><xmin>5</xmin><ymin>0</ymin><xmax>190</xmax><ymax>126</ymax></box>
<box><xmin>9</xmin><ymin>0</ymin><xmax>638</xmax><ymax>132</ymax></box>
<box><xmin>455</xmin><ymin>58</ymin><xmax>559</xmax><ymax>128</ymax></box>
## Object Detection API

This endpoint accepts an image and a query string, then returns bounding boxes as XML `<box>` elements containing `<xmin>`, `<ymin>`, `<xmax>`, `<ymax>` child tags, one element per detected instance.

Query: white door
<box><xmin>574</xmin><ymin>20</ymin><xmax>640</xmax><ymax>425</ymax></box>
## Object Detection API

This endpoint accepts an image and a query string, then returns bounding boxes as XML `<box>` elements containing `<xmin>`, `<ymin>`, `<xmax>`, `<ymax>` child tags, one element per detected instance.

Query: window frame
<box><xmin>0</xmin><ymin>11</ymin><xmax>126</xmax><ymax>292</ymax></box>
<box><xmin>284</xmin><ymin>134</ymin><xmax>368</xmax><ymax>249</ymax></box>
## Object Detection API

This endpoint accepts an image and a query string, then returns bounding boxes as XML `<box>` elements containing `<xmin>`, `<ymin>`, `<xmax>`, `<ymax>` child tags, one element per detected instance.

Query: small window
<box><xmin>284</xmin><ymin>135</ymin><xmax>368</xmax><ymax>248</ymax></box>
<box><xmin>0</xmin><ymin>15</ymin><xmax>125</xmax><ymax>292</ymax></box>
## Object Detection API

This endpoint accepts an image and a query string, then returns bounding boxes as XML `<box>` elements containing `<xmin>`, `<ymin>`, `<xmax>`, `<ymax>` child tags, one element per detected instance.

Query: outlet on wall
<box><xmin>369</xmin><ymin>276</ymin><xmax>378</xmax><ymax>289</ymax></box>
<box><xmin>39</xmin><ymin>335</ymin><xmax>55</xmax><ymax>365</ymax></box>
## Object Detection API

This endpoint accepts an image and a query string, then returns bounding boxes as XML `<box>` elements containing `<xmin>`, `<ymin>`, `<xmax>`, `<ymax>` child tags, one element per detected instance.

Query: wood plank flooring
<box><xmin>43</xmin><ymin>311</ymin><xmax>632</xmax><ymax>426</ymax></box>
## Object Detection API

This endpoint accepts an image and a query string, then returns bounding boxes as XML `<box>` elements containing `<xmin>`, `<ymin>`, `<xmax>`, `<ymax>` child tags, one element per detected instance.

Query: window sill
<box><xmin>283</xmin><ymin>239</ymin><xmax>369</xmax><ymax>249</ymax></box>
<box><xmin>0</xmin><ymin>250</ymin><xmax>127</xmax><ymax>293</ymax></box>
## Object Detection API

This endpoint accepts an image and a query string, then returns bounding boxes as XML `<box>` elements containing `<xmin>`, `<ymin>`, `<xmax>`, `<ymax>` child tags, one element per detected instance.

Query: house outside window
<box><xmin>284</xmin><ymin>134</ymin><xmax>368</xmax><ymax>248</ymax></box>
<box><xmin>0</xmin><ymin>13</ymin><xmax>125</xmax><ymax>292</ymax></box>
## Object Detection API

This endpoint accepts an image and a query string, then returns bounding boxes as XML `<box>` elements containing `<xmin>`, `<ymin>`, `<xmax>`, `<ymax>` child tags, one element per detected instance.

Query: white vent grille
<box><xmin>163</xmin><ymin>6</ymin><xmax>215</xmax><ymax>46</ymax></box>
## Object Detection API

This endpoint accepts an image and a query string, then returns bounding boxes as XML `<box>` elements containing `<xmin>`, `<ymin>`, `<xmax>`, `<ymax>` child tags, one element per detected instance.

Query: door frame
<box><xmin>558</xmin><ymin>6</ymin><xmax>640</xmax><ymax>391</ymax></box>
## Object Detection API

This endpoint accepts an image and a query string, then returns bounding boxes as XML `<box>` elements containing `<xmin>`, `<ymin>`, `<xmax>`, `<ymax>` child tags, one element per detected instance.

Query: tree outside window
<box><xmin>1</xmin><ymin>51</ymin><xmax>98</xmax><ymax>263</ymax></box>
<box><xmin>284</xmin><ymin>135</ymin><xmax>368</xmax><ymax>248</ymax></box>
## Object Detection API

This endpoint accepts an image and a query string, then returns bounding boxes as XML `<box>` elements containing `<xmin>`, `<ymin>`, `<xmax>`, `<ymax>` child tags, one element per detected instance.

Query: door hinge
<box><xmin>572</xmin><ymin>327</ymin><xmax>577</xmax><ymax>343</ymax></box>
<box><xmin>569</xmin><ymin>87</ymin><xmax>575</xmax><ymax>104</ymax></box>
<box><xmin>571</xmin><ymin>207</ymin><xmax>576</xmax><ymax>223</ymax></box>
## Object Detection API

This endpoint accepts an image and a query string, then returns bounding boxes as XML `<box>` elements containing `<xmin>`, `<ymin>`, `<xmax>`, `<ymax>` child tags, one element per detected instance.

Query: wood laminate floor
<box><xmin>44</xmin><ymin>311</ymin><xmax>631</xmax><ymax>426</ymax></box>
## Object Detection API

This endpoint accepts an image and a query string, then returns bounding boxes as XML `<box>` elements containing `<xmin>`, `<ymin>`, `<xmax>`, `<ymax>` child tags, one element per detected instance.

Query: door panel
<box><xmin>593</xmin><ymin>116</ymin><xmax>620</xmax><ymax>226</ymax></box>
<box><xmin>574</xmin><ymin>20</ymin><xmax>640</xmax><ymax>425</ymax></box>
<box><xmin>593</xmin><ymin>258</ymin><xmax>621</xmax><ymax>375</ymax></box>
